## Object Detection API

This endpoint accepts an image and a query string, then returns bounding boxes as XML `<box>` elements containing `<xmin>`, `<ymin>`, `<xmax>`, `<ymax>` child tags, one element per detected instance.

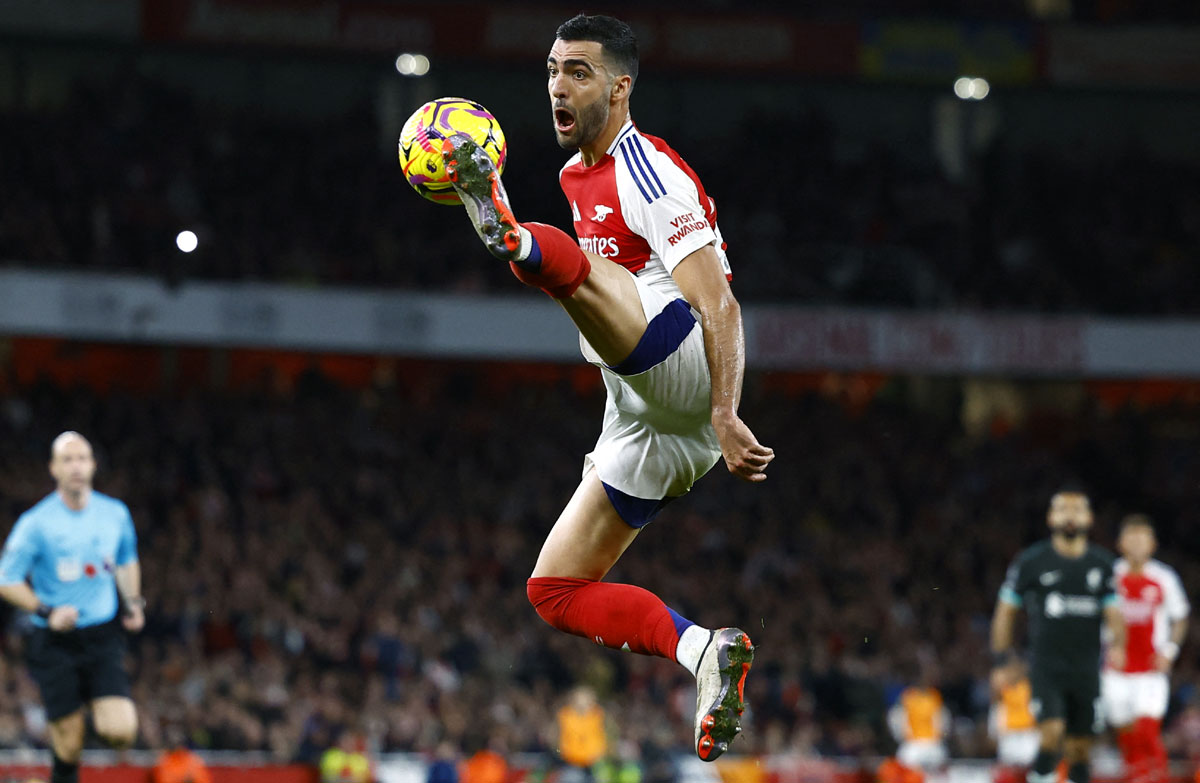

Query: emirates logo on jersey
<box><xmin>579</xmin><ymin>236</ymin><xmax>620</xmax><ymax>258</ymax></box>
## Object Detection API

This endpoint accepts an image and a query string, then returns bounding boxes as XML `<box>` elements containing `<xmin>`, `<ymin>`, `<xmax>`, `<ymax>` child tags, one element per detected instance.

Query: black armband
<box><xmin>122</xmin><ymin>595</ymin><xmax>146</xmax><ymax>614</ymax></box>
<box><xmin>991</xmin><ymin>649</ymin><xmax>1016</xmax><ymax>667</ymax></box>
<box><xmin>35</xmin><ymin>603</ymin><xmax>53</xmax><ymax>620</ymax></box>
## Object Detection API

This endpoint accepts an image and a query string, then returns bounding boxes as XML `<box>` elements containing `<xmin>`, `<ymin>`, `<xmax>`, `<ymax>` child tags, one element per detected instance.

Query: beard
<box><xmin>555</xmin><ymin>94</ymin><xmax>609</xmax><ymax>151</ymax></box>
<box><xmin>1053</xmin><ymin>523</ymin><xmax>1085</xmax><ymax>538</ymax></box>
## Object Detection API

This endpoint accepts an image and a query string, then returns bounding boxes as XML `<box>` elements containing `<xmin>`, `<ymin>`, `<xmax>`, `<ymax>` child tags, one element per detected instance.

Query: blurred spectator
<box><xmin>153</xmin><ymin>725</ymin><xmax>213</xmax><ymax>783</ymax></box>
<box><xmin>319</xmin><ymin>729</ymin><xmax>373</xmax><ymax>783</ymax></box>
<box><xmin>888</xmin><ymin>669</ymin><xmax>950</xmax><ymax>772</ymax></box>
<box><xmin>557</xmin><ymin>686</ymin><xmax>609</xmax><ymax>781</ymax></box>
<box><xmin>461</xmin><ymin>735</ymin><xmax>509</xmax><ymax>783</ymax></box>
<box><xmin>427</xmin><ymin>741</ymin><xmax>461</xmax><ymax>783</ymax></box>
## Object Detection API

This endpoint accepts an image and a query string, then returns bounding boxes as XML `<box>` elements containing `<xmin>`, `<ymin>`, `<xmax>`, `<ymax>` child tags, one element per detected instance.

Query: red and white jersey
<box><xmin>1113</xmin><ymin>558</ymin><xmax>1189</xmax><ymax>673</ymax></box>
<box><xmin>559</xmin><ymin>120</ymin><xmax>731</xmax><ymax>298</ymax></box>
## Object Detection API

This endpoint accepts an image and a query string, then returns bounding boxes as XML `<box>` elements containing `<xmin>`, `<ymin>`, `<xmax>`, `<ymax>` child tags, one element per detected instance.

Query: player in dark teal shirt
<box><xmin>0</xmin><ymin>432</ymin><xmax>145</xmax><ymax>783</ymax></box>
<box><xmin>991</xmin><ymin>490</ymin><xmax>1126</xmax><ymax>783</ymax></box>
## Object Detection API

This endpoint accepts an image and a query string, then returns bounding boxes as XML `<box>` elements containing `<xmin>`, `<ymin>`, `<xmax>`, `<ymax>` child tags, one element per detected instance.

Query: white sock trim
<box><xmin>677</xmin><ymin>625</ymin><xmax>712</xmax><ymax>676</ymax></box>
<box><xmin>515</xmin><ymin>226</ymin><xmax>533</xmax><ymax>261</ymax></box>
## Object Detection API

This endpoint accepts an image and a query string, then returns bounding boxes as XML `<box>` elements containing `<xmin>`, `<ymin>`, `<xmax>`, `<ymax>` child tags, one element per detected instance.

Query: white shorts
<box><xmin>897</xmin><ymin>739</ymin><xmax>948</xmax><ymax>771</ymax></box>
<box><xmin>996</xmin><ymin>730</ymin><xmax>1040</xmax><ymax>767</ymax></box>
<box><xmin>580</xmin><ymin>274</ymin><xmax>721</xmax><ymax>521</ymax></box>
<box><xmin>1102</xmin><ymin>670</ymin><xmax>1169</xmax><ymax>727</ymax></box>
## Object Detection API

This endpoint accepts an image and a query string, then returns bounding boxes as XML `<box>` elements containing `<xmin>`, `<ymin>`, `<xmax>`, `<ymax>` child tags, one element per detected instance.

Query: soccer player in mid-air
<box><xmin>0</xmin><ymin>432</ymin><xmax>145</xmax><ymax>783</ymax></box>
<box><xmin>1103</xmin><ymin>515</ymin><xmax>1189</xmax><ymax>783</ymax></box>
<box><xmin>439</xmin><ymin>13</ymin><xmax>773</xmax><ymax>760</ymax></box>
<box><xmin>990</xmin><ymin>489</ymin><xmax>1126</xmax><ymax>783</ymax></box>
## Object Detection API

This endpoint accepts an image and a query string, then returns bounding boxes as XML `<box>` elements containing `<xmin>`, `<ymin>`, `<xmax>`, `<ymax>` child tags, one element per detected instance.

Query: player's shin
<box><xmin>509</xmin><ymin>222</ymin><xmax>591</xmax><ymax>298</ymax></box>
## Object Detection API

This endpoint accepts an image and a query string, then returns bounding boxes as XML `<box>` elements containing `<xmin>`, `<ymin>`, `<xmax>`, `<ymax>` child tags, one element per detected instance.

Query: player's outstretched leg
<box><xmin>693</xmin><ymin>627</ymin><xmax>755</xmax><ymax>762</ymax></box>
<box><xmin>442</xmin><ymin>133</ymin><xmax>591</xmax><ymax>298</ymax></box>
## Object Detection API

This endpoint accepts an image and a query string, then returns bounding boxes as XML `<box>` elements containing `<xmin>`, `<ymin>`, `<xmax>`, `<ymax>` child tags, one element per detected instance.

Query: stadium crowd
<box><xmin>1</xmin><ymin>73</ymin><xmax>1197</xmax><ymax>315</ymax></box>
<box><xmin>1</xmin><ymin>364</ymin><xmax>1199</xmax><ymax>766</ymax></box>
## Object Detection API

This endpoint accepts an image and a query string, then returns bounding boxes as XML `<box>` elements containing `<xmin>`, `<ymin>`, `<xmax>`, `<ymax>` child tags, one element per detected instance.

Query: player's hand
<box><xmin>48</xmin><ymin>605</ymin><xmax>79</xmax><ymax>632</ymax></box>
<box><xmin>713</xmin><ymin>412</ymin><xmax>774</xmax><ymax>482</ymax></box>
<box><xmin>1106</xmin><ymin>646</ymin><xmax>1127</xmax><ymax>671</ymax></box>
<box><xmin>1154</xmin><ymin>653</ymin><xmax>1174</xmax><ymax>673</ymax></box>
<box><xmin>122</xmin><ymin>604</ymin><xmax>145</xmax><ymax>633</ymax></box>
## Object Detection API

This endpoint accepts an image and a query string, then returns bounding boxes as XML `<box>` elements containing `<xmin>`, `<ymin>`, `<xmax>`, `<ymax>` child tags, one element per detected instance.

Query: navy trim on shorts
<box><xmin>608</xmin><ymin>298</ymin><xmax>696</xmax><ymax>376</ymax></box>
<box><xmin>602</xmin><ymin>482</ymin><xmax>676</xmax><ymax>529</ymax></box>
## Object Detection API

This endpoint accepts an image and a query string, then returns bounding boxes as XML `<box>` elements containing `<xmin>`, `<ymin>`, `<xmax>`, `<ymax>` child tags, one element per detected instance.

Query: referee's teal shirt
<box><xmin>0</xmin><ymin>492</ymin><xmax>138</xmax><ymax>628</ymax></box>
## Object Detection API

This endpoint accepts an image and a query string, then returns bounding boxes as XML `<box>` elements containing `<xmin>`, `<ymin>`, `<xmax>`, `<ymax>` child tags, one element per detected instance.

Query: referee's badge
<box><xmin>56</xmin><ymin>557</ymin><xmax>83</xmax><ymax>582</ymax></box>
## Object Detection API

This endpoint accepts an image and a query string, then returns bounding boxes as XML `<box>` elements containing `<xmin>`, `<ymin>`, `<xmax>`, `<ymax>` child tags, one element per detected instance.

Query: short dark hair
<box><xmin>1051</xmin><ymin>483</ymin><xmax>1089</xmax><ymax>502</ymax></box>
<box><xmin>556</xmin><ymin>13</ymin><xmax>639</xmax><ymax>85</ymax></box>
<box><xmin>1119</xmin><ymin>513</ymin><xmax>1154</xmax><ymax>533</ymax></box>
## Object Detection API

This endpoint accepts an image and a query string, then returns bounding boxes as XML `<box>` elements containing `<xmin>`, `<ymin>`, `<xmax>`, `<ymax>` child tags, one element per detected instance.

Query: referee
<box><xmin>990</xmin><ymin>488</ymin><xmax>1125</xmax><ymax>783</ymax></box>
<box><xmin>0</xmin><ymin>432</ymin><xmax>145</xmax><ymax>783</ymax></box>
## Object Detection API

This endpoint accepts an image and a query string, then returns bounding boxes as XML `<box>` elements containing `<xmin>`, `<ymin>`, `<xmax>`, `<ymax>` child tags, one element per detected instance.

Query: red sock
<box><xmin>510</xmin><ymin>222</ymin><xmax>591</xmax><ymax>298</ymax></box>
<box><xmin>526</xmin><ymin>577</ymin><xmax>687</xmax><ymax>660</ymax></box>
<box><xmin>1117</xmin><ymin>728</ymin><xmax>1139</xmax><ymax>779</ymax></box>
<box><xmin>1136</xmin><ymin>718</ymin><xmax>1167</xmax><ymax>783</ymax></box>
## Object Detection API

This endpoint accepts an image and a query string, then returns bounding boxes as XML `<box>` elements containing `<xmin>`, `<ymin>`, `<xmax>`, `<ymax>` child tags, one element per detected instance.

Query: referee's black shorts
<box><xmin>26</xmin><ymin>619</ymin><xmax>131</xmax><ymax>721</ymax></box>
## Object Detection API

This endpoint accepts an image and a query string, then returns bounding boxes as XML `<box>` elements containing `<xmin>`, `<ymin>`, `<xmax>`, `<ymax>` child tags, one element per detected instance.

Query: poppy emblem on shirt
<box><xmin>84</xmin><ymin>563</ymin><xmax>97</xmax><ymax>578</ymax></box>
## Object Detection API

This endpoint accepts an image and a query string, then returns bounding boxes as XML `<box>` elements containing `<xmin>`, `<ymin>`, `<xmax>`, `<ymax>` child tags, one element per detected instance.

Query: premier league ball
<box><xmin>398</xmin><ymin>97</ymin><xmax>507</xmax><ymax>205</ymax></box>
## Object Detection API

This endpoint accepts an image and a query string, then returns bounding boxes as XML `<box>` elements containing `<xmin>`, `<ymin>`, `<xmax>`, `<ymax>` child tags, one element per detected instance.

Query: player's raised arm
<box><xmin>671</xmin><ymin>245</ymin><xmax>774</xmax><ymax>482</ymax></box>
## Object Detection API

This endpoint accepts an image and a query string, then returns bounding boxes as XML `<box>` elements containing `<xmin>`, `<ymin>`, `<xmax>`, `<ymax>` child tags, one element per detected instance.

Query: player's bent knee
<box><xmin>92</xmin><ymin>699</ymin><xmax>138</xmax><ymax>748</ymax></box>
<box><xmin>527</xmin><ymin>576</ymin><xmax>593</xmax><ymax>630</ymax></box>
<box><xmin>96</xmin><ymin>715</ymin><xmax>138</xmax><ymax>748</ymax></box>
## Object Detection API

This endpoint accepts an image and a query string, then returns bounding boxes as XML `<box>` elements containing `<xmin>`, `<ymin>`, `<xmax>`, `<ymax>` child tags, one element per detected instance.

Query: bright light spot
<box><xmin>176</xmin><ymin>230</ymin><xmax>198</xmax><ymax>253</ymax></box>
<box><xmin>395</xmin><ymin>53</ymin><xmax>429</xmax><ymax>77</ymax></box>
<box><xmin>954</xmin><ymin>76</ymin><xmax>992</xmax><ymax>101</ymax></box>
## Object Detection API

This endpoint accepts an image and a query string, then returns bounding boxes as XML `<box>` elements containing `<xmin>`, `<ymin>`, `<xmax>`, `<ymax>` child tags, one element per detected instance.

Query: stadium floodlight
<box><xmin>175</xmin><ymin>230</ymin><xmax>198</xmax><ymax>253</ymax></box>
<box><xmin>396</xmin><ymin>53</ymin><xmax>430</xmax><ymax>77</ymax></box>
<box><xmin>954</xmin><ymin>76</ymin><xmax>991</xmax><ymax>101</ymax></box>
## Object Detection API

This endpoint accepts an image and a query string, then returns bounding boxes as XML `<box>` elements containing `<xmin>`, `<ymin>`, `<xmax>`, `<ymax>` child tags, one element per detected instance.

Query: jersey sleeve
<box><xmin>115</xmin><ymin>503</ymin><xmax>138</xmax><ymax>566</ymax></box>
<box><xmin>999</xmin><ymin>556</ymin><xmax>1027</xmax><ymax>607</ymax></box>
<box><xmin>1163</xmin><ymin>566</ymin><xmax>1190</xmax><ymax>620</ymax></box>
<box><xmin>617</xmin><ymin>140</ymin><xmax>718</xmax><ymax>273</ymax></box>
<box><xmin>0</xmin><ymin>514</ymin><xmax>39</xmax><ymax>586</ymax></box>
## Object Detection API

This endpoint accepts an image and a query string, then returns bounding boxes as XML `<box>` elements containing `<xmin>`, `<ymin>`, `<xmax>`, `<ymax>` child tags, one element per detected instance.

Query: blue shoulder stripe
<box><xmin>630</xmin><ymin>136</ymin><xmax>667</xmax><ymax>196</ymax></box>
<box><xmin>620</xmin><ymin>139</ymin><xmax>655</xmax><ymax>203</ymax></box>
<box><xmin>622</xmin><ymin>138</ymin><xmax>662</xmax><ymax>201</ymax></box>
<box><xmin>614</xmin><ymin>123</ymin><xmax>637</xmax><ymax>147</ymax></box>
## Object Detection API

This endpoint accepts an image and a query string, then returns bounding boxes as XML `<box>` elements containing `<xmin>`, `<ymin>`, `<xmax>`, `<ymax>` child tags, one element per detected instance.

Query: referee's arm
<box><xmin>0</xmin><ymin>519</ymin><xmax>78</xmax><ymax>630</ymax></box>
<box><xmin>113</xmin><ymin>505</ymin><xmax>144</xmax><ymax>631</ymax></box>
<box><xmin>0</xmin><ymin>515</ymin><xmax>42</xmax><ymax>612</ymax></box>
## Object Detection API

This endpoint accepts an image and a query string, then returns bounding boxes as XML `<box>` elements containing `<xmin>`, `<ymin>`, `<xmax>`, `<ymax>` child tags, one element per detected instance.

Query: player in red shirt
<box><xmin>440</xmin><ymin>13</ymin><xmax>772</xmax><ymax>761</ymax></box>
<box><xmin>1103</xmin><ymin>515</ymin><xmax>1190</xmax><ymax>783</ymax></box>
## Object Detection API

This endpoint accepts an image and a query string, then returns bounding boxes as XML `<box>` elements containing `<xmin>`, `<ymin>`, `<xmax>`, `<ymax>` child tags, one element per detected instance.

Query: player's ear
<box><xmin>611</xmin><ymin>74</ymin><xmax>632</xmax><ymax>102</ymax></box>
